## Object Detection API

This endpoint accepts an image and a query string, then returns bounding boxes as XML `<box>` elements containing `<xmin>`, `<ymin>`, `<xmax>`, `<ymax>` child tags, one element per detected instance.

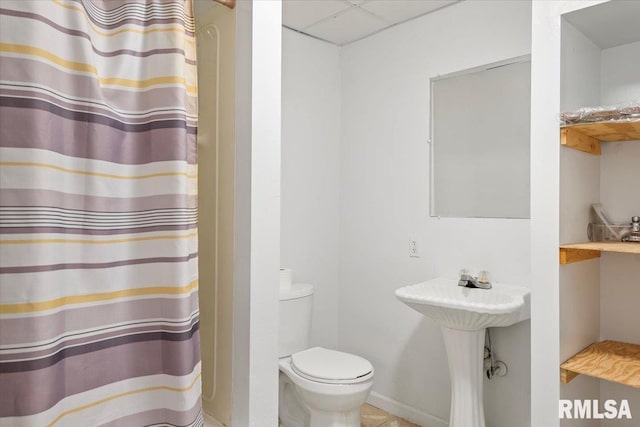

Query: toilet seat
<box><xmin>291</xmin><ymin>347</ymin><xmax>373</xmax><ymax>384</ymax></box>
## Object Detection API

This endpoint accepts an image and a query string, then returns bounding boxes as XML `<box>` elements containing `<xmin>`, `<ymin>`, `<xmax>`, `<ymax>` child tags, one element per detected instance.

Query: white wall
<box><xmin>232</xmin><ymin>1</ymin><xmax>282</xmax><ymax>425</ymax></box>
<box><xmin>281</xmin><ymin>28</ymin><xmax>342</xmax><ymax>350</ymax></box>
<box><xmin>601</xmin><ymin>41</ymin><xmax>640</xmax><ymax>105</ymax></box>
<box><xmin>280</xmin><ymin>3</ymin><xmax>638</xmax><ymax>426</ymax></box>
<box><xmin>338</xmin><ymin>2</ymin><xmax>531</xmax><ymax>426</ymax></box>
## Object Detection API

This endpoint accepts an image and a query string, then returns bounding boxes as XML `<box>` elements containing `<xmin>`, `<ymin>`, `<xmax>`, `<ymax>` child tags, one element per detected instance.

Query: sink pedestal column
<box><xmin>441</xmin><ymin>327</ymin><xmax>486</xmax><ymax>427</ymax></box>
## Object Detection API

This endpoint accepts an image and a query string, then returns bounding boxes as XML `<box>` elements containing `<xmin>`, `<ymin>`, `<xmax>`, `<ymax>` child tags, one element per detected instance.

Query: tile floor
<box><xmin>205</xmin><ymin>404</ymin><xmax>420</xmax><ymax>427</ymax></box>
<box><xmin>361</xmin><ymin>403</ymin><xmax>420</xmax><ymax>427</ymax></box>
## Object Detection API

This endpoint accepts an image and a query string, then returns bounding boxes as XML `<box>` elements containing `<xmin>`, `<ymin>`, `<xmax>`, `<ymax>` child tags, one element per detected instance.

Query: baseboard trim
<box><xmin>366</xmin><ymin>391</ymin><xmax>448</xmax><ymax>427</ymax></box>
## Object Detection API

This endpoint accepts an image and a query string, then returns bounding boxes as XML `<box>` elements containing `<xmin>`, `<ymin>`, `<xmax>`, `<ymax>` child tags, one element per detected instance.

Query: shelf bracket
<box><xmin>559</xmin><ymin>247</ymin><xmax>600</xmax><ymax>264</ymax></box>
<box><xmin>561</xmin><ymin>128</ymin><xmax>601</xmax><ymax>155</ymax></box>
<box><xmin>560</xmin><ymin>368</ymin><xmax>580</xmax><ymax>384</ymax></box>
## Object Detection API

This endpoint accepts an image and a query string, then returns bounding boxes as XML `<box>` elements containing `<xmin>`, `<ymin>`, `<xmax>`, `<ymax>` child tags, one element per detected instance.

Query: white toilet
<box><xmin>279</xmin><ymin>282</ymin><xmax>374</xmax><ymax>427</ymax></box>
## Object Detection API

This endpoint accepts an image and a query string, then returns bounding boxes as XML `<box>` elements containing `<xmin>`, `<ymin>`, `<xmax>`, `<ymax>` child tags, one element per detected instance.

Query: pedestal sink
<box><xmin>395</xmin><ymin>277</ymin><xmax>530</xmax><ymax>427</ymax></box>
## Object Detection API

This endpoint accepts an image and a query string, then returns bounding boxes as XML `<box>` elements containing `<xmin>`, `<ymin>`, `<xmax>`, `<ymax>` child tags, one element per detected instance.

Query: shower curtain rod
<box><xmin>213</xmin><ymin>0</ymin><xmax>236</xmax><ymax>9</ymax></box>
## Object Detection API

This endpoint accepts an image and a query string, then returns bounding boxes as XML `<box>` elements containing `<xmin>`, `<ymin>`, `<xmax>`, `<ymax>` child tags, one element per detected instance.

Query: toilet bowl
<box><xmin>279</xmin><ymin>347</ymin><xmax>374</xmax><ymax>427</ymax></box>
<box><xmin>278</xmin><ymin>280</ymin><xmax>375</xmax><ymax>427</ymax></box>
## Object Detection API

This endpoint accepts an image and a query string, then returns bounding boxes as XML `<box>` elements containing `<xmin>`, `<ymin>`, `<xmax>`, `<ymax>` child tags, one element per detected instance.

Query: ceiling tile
<box><xmin>303</xmin><ymin>7</ymin><xmax>388</xmax><ymax>45</ymax></box>
<box><xmin>361</xmin><ymin>0</ymin><xmax>457</xmax><ymax>25</ymax></box>
<box><xmin>283</xmin><ymin>0</ymin><xmax>352</xmax><ymax>30</ymax></box>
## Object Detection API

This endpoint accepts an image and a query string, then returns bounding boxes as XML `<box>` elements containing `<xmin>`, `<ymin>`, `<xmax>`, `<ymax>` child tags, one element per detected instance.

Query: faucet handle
<box><xmin>458</xmin><ymin>268</ymin><xmax>471</xmax><ymax>287</ymax></box>
<box><xmin>477</xmin><ymin>270</ymin><xmax>490</xmax><ymax>284</ymax></box>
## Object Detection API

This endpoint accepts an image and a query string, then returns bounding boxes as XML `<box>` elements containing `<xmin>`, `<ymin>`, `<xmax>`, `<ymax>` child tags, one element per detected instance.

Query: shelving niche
<box><xmin>559</xmin><ymin>119</ymin><xmax>640</xmax><ymax>264</ymax></box>
<box><xmin>558</xmin><ymin>120</ymin><xmax>640</xmax><ymax>386</ymax></box>
<box><xmin>557</xmin><ymin>1</ymin><xmax>640</xmax><ymax>405</ymax></box>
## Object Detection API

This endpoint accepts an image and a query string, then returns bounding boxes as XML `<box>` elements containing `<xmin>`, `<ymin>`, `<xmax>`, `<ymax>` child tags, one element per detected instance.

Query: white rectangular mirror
<box><xmin>430</xmin><ymin>57</ymin><xmax>531</xmax><ymax>218</ymax></box>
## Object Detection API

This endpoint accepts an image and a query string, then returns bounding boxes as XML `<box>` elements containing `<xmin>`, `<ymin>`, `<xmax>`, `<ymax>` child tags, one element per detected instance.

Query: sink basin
<box><xmin>395</xmin><ymin>277</ymin><xmax>530</xmax><ymax>330</ymax></box>
<box><xmin>395</xmin><ymin>277</ymin><xmax>530</xmax><ymax>427</ymax></box>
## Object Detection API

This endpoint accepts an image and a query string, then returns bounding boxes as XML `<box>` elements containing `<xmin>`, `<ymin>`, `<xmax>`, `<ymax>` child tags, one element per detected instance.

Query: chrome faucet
<box><xmin>458</xmin><ymin>270</ymin><xmax>492</xmax><ymax>289</ymax></box>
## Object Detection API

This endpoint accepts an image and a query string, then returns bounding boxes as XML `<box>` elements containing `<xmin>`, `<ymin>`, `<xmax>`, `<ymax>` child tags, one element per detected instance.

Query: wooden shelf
<box><xmin>560</xmin><ymin>119</ymin><xmax>640</xmax><ymax>155</ymax></box>
<box><xmin>559</xmin><ymin>242</ymin><xmax>640</xmax><ymax>264</ymax></box>
<box><xmin>561</xmin><ymin>340</ymin><xmax>640</xmax><ymax>388</ymax></box>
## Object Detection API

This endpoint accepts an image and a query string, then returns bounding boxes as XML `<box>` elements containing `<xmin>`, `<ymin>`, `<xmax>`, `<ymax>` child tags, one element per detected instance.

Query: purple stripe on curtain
<box><xmin>0</xmin><ymin>335</ymin><xmax>201</xmax><ymax>417</ymax></box>
<box><xmin>0</xmin><ymin>106</ymin><xmax>197</xmax><ymax>164</ymax></box>
<box><xmin>0</xmin><ymin>97</ymin><xmax>197</xmax><ymax>134</ymax></box>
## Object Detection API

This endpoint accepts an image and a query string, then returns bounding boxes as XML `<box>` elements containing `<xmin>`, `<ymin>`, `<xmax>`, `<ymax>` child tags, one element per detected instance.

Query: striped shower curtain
<box><xmin>0</xmin><ymin>1</ymin><xmax>201</xmax><ymax>426</ymax></box>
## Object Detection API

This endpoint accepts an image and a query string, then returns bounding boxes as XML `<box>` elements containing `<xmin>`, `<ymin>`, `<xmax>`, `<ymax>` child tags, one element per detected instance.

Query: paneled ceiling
<box><xmin>193</xmin><ymin>1</ymin><xmax>459</xmax><ymax>45</ymax></box>
<box><xmin>195</xmin><ymin>1</ymin><xmax>640</xmax><ymax>49</ymax></box>
<box><xmin>283</xmin><ymin>0</ymin><xmax>459</xmax><ymax>45</ymax></box>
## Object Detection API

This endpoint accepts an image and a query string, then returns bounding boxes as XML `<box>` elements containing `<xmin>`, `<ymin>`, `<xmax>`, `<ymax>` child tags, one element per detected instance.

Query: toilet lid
<box><xmin>291</xmin><ymin>347</ymin><xmax>373</xmax><ymax>382</ymax></box>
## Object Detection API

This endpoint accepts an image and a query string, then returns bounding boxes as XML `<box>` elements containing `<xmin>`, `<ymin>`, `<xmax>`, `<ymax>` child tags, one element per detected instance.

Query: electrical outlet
<box><xmin>409</xmin><ymin>239</ymin><xmax>420</xmax><ymax>258</ymax></box>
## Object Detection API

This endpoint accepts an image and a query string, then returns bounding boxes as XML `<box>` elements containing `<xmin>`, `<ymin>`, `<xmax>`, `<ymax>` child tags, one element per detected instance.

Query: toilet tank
<box><xmin>279</xmin><ymin>283</ymin><xmax>314</xmax><ymax>358</ymax></box>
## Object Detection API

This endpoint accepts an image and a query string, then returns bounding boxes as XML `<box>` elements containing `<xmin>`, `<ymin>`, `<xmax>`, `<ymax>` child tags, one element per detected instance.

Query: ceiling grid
<box><xmin>283</xmin><ymin>0</ymin><xmax>459</xmax><ymax>45</ymax></box>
